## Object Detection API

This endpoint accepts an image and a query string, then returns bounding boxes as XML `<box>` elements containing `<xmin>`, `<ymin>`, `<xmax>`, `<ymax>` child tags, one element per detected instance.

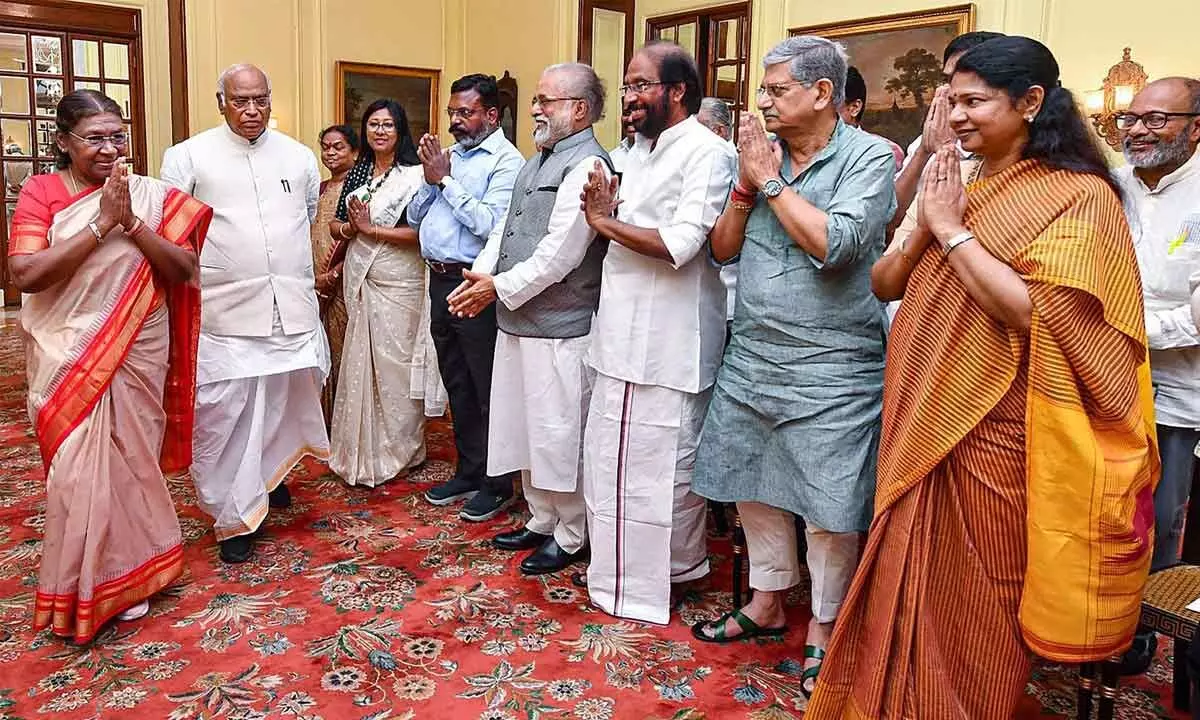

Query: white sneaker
<box><xmin>117</xmin><ymin>600</ymin><xmax>150</xmax><ymax>622</ymax></box>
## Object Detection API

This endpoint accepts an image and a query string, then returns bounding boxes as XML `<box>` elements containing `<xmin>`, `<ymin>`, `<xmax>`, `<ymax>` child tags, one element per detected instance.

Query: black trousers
<box><xmin>427</xmin><ymin>269</ymin><xmax>512</xmax><ymax>495</ymax></box>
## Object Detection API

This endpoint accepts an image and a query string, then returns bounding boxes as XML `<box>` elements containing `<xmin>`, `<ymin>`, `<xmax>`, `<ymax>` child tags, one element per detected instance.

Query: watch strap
<box><xmin>942</xmin><ymin>231</ymin><xmax>975</xmax><ymax>256</ymax></box>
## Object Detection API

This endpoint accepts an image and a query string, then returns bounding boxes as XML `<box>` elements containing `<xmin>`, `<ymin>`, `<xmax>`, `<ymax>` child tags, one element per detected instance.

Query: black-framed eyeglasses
<box><xmin>1115</xmin><ymin>111</ymin><xmax>1200</xmax><ymax>130</ymax></box>
<box><xmin>619</xmin><ymin>81</ymin><xmax>665</xmax><ymax>95</ymax></box>
<box><xmin>227</xmin><ymin>95</ymin><xmax>271</xmax><ymax>111</ymax></box>
<box><xmin>68</xmin><ymin>130</ymin><xmax>128</xmax><ymax>147</ymax></box>
<box><xmin>366</xmin><ymin>121</ymin><xmax>397</xmax><ymax>133</ymax></box>
<box><xmin>531</xmin><ymin>96</ymin><xmax>583</xmax><ymax>109</ymax></box>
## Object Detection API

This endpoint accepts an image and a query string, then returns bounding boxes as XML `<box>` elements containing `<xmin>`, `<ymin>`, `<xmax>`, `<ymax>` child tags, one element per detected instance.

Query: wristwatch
<box><xmin>761</xmin><ymin>177</ymin><xmax>786</xmax><ymax>199</ymax></box>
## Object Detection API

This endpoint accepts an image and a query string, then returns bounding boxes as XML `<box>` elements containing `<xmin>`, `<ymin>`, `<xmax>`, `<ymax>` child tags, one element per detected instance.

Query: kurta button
<box><xmin>514</xmin><ymin>209</ymin><xmax>523</xmax><ymax>216</ymax></box>
<box><xmin>506</xmin><ymin>231</ymin><xmax>514</xmax><ymax>237</ymax></box>
<box><xmin>525</xmin><ymin>188</ymin><xmax>533</xmax><ymax>195</ymax></box>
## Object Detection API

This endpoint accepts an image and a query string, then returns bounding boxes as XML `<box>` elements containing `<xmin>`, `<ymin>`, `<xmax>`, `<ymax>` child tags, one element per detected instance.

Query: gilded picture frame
<box><xmin>336</xmin><ymin>62</ymin><xmax>440</xmax><ymax>139</ymax></box>
<box><xmin>789</xmin><ymin>4</ymin><xmax>976</xmax><ymax>148</ymax></box>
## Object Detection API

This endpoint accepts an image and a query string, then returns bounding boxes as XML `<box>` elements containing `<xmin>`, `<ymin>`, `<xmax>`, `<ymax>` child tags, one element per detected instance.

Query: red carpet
<box><xmin>0</xmin><ymin>313</ymin><xmax>1186</xmax><ymax>719</ymax></box>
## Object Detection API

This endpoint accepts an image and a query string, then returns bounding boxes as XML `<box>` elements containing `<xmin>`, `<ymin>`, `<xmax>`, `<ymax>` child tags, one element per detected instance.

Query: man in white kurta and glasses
<box><xmin>579</xmin><ymin>42</ymin><xmax>735</xmax><ymax>624</ymax></box>
<box><xmin>161</xmin><ymin>64</ymin><xmax>329</xmax><ymax>564</ymax></box>
<box><xmin>447</xmin><ymin>63</ymin><xmax>612</xmax><ymax>576</ymax></box>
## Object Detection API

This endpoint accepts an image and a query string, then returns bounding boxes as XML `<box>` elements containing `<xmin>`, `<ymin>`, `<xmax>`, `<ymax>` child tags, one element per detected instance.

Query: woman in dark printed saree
<box><xmin>7</xmin><ymin>90</ymin><xmax>211</xmax><ymax>643</ymax></box>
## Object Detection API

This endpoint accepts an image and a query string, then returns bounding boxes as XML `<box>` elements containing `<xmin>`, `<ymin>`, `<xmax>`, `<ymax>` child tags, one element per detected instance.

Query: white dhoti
<box><xmin>488</xmin><ymin>332</ymin><xmax>591</xmax><ymax>553</ymax></box>
<box><xmin>583</xmin><ymin>373</ymin><xmax>711</xmax><ymax>624</ymax></box>
<box><xmin>191</xmin><ymin>307</ymin><xmax>330</xmax><ymax>540</ymax></box>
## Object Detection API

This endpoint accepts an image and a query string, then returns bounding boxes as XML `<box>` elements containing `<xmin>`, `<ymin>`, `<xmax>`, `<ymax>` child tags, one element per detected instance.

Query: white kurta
<box><xmin>474</xmin><ymin>158</ymin><xmax>603</xmax><ymax>549</ymax></box>
<box><xmin>162</xmin><ymin>125</ymin><xmax>330</xmax><ymax>540</ymax></box>
<box><xmin>584</xmin><ymin>116</ymin><xmax>735</xmax><ymax>624</ymax></box>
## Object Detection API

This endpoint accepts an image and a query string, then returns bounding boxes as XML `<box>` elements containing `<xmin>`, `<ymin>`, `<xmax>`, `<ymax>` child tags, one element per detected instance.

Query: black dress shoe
<box><xmin>1117</xmin><ymin>631</ymin><xmax>1158</xmax><ymax>676</ymax></box>
<box><xmin>492</xmin><ymin>528</ymin><xmax>550</xmax><ymax>551</ymax></box>
<box><xmin>219</xmin><ymin>535</ymin><xmax>254</xmax><ymax>564</ymax></box>
<box><xmin>520</xmin><ymin>538</ymin><xmax>589</xmax><ymax>576</ymax></box>
<box><xmin>268</xmin><ymin>483</ymin><xmax>292</xmax><ymax>509</ymax></box>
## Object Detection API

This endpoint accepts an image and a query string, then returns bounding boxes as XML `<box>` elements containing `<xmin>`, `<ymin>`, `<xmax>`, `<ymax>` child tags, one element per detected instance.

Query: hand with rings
<box><xmin>918</xmin><ymin>146</ymin><xmax>968</xmax><ymax>241</ymax></box>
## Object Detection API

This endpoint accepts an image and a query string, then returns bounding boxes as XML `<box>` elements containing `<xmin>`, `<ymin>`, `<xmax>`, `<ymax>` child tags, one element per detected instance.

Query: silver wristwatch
<box><xmin>761</xmin><ymin>177</ymin><xmax>785</xmax><ymax>198</ymax></box>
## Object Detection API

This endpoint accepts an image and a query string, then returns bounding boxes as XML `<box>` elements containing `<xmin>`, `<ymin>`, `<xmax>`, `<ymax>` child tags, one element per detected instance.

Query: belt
<box><xmin>424</xmin><ymin>259</ymin><xmax>470</xmax><ymax>276</ymax></box>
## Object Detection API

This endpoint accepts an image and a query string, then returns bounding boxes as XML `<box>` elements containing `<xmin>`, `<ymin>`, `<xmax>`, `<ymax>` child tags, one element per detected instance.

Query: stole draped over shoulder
<box><xmin>11</xmin><ymin>173</ymin><xmax>210</xmax><ymax>643</ymax></box>
<box><xmin>805</xmin><ymin>160</ymin><xmax>1159</xmax><ymax>719</ymax></box>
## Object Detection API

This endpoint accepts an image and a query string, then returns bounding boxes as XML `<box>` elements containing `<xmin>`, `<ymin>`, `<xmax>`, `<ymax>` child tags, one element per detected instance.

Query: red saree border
<box><xmin>34</xmin><ymin>265</ymin><xmax>157</xmax><ymax>470</ymax></box>
<box><xmin>158</xmin><ymin>188</ymin><xmax>211</xmax><ymax>474</ymax></box>
<box><xmin>33</xmin><ymin>543</ymin><xmax>183</xmax><ymax>644</ymax></box>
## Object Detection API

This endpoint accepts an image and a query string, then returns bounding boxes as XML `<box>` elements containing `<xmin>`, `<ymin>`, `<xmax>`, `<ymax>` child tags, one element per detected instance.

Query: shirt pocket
<box><xmin>1162</xmin><ymin>236</ymin><xmax>1200</xmax><ymax>300</ymax></box>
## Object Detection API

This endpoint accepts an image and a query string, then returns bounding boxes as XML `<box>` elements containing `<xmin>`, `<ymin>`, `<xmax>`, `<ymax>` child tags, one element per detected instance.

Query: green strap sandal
<box><xmin>690</xmin><ymin>609</ymin><xmax>788</xmax><ymax>644</ymax></box>
<box><xmin>800</xmin><ymin>644</ymin><xmax>826</xmax><ymax>699</ymax></box>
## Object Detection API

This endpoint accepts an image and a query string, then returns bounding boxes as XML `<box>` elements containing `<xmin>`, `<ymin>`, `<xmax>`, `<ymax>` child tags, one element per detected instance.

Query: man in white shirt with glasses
<box><xmin>161</xmin><ymin>64</ymin><xmax>328</xmax><ymax>565</ymax></box>
<box><xmin>1114</xmin><ymin>76</ymin><xmax>1200</xmax><ymax>674</ymax></box>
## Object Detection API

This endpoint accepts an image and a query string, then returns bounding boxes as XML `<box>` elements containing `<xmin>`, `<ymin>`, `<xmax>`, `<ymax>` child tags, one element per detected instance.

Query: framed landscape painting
<box><xmin>790</xmin><ymin>4</ymin><xmax>975</xmax><ymax>149</ymax></box>
<box><xmin>336</xmin><ymin>62</ymin><xmax>439</xmax><ymax>139</ymax></box>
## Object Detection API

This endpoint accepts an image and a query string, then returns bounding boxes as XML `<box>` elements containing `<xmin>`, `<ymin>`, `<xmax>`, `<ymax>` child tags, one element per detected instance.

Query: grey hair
<box><xmin>697</xmin><ymin>97</ymin><xmax>732</xmax><ymax>131</ymax></box>
<box><xmin>762</xmin><ymin>35</ymin><xmax>849</xmax><ymax>106</ymax></box>
<box><xmin>544</xmin><ymin>62</ymin><xmax>606</xmax><ymax>124</ymax></box>
<box><xmin>216</xmin><ymin>63</ymin><xmax>271</xmax><ymax>106</ymax></box>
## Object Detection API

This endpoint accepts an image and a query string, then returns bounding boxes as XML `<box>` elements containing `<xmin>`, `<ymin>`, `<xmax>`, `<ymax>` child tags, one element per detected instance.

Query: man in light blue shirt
<box><xmin>409</xmin><ymin>73</ymin><xmax>524</xmax><ymax>522</ymax></box>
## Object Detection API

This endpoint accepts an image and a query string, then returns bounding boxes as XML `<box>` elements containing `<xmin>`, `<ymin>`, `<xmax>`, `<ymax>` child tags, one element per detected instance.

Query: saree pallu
<box><xmin>312</xmin><ymin>178</ymin><xmax>348</xmax><ymax>427</ymax></box>
<box><xmin>16</xmin><ymin>176</ymin><xmax>210</xmax><ymax>643</ymax></box>
<box><xmin>806</xmin><ymin>161</ymin><xmax>1159</xmax><ymax>719</ymax></box>
<box><xmin>329</xmin><ymin>165</ymin><xmax>447</xmax><ymax>487</ymax></box>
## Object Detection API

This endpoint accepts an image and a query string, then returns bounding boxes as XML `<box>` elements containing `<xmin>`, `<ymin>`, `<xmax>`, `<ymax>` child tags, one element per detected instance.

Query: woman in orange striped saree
<box><xmin>7</xmin><ymin>90</ymin><xmax>210</xmax><ymax>643</ymax></box>
<box><xmin>805</xmin><ymin>37</ymin><xmax>1159</xmax><ymax>718</ymax></box>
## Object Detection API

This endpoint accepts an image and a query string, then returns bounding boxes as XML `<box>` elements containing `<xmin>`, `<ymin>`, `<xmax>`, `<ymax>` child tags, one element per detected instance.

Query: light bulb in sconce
<box><xmin>267</xmin><ymin>118</ymin><xmax>279</xmax><ymax>130</ymax></box>
<box><xmin>1088</xmin><ymin>48</ymin><xmax>1148</xmax><ymax>150</ymax></box>
<box><xmin>1114</xmin><ymin>85</ymin><xmax>1136</xmax><ymax>110</ymax></box>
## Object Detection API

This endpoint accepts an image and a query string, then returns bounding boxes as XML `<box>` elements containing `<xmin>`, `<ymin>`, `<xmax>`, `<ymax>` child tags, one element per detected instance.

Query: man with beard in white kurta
<box><xmin>579</xmin><ymin>42</ymin><xmax>736</xmax><ymax>624</ymax></box>
<box><xmin>161</xmin><ymin>64</ymin><xmax>329</xmax><ymax>564</ymax></box>
<box><xmin>446</xmin><ymin>63</ymin><xmax>612</xmax><ymax>575</ymax></box>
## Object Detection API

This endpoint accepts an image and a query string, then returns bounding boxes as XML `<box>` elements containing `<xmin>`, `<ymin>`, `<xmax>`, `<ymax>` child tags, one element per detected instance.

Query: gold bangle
<box><xmin>339</xmin><ymin>222</ymin><xmax>353</xmax><ymax>239</ymax></box>
<box><xmin>128</xmin><ymin>217</ymin><xmax>144</xmax><ymax>236</ymax></box>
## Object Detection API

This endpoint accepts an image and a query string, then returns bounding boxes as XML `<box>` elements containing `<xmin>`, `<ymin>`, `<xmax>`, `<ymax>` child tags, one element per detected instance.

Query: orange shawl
<box><xmin>883</xmin><ymin>159</ymin><xmax>1159</xmax><ymax>662</ymax></box>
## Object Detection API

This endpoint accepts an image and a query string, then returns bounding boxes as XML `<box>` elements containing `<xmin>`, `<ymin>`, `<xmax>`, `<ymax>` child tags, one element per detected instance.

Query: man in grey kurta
<box><xmin>691</xmin><ymin>36</ymin><xmax>895</xmax><ymax>689</ymax></box>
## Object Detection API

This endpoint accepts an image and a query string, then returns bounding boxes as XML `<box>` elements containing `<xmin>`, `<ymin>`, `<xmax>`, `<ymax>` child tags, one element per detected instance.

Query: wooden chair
<box><xmin>1140</xmin><ymin>564</ymin><xmax>1200</xmax><ymax>712</ymax></box>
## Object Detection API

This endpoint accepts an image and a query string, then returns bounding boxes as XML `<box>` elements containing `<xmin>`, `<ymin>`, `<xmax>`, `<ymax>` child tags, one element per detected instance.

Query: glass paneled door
<box><xmin>647</xmin><ymin>3</ymin><xmax>751</xmax><ymax>139</ymax></box>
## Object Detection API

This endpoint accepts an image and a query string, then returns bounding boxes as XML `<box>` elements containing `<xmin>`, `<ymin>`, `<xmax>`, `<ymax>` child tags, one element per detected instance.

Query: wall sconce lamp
<box><xmin>1084</xmin><ymin>48</ymin><xmax>1147</xmax><ymax>150</ymax></box>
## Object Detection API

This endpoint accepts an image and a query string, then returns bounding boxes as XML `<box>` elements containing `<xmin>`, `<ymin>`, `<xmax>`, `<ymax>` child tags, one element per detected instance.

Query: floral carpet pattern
<box><xmin>0</xmin><ymin>312</ymin><xmax>1187</xmax><ymax>719</ymax></box>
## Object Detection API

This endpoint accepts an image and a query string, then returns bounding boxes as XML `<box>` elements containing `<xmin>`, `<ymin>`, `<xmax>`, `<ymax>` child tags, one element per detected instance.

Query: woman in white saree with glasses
<box><xmin>8</xmin><ymin>90</ymin><xmax>209</xmax><ymax>643</ymax></box>
<box><xmin>327</xmin><ymin>98</ymin><xmax>445</xmax><ymax>487</ymax></box>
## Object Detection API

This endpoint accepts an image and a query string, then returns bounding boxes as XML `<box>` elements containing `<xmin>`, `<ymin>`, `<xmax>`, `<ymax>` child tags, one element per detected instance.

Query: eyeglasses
<box><xmin>756</xmin><ymin>81</ymin><xmax>811</xmax><ymax>100</ymax></box>
<box><xmin>227</xmin><ymin>95</ymin><xmax>271</xmax><ymax>111</ymax></box>
<box><xmin>366</xmin><ymin>121</ymin><xmax>396</xmax><ymax>133</ymax></box>
<box><xmin>1115</xmin><ymin>111</ymin><xmax>1200</xmax><ymax>130</ymax></box>
<box><xmin>446</xmin><ymin>107</ymin><xmax>480</xmax><ymax>120</ymax></box>
<box><xmin>619</xmin><ymin>81</ymin><xmax>665</xmax><ymax>95</ymax></box>
<box><xmin>531</xmin><ymin>96</ymin><xmax>583</xmax><ymax>109</ymax></box>
<box><xmin>68</xmin><ymin>130</ymin><xmax>128</xmax><ymax>147</ymax></box>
